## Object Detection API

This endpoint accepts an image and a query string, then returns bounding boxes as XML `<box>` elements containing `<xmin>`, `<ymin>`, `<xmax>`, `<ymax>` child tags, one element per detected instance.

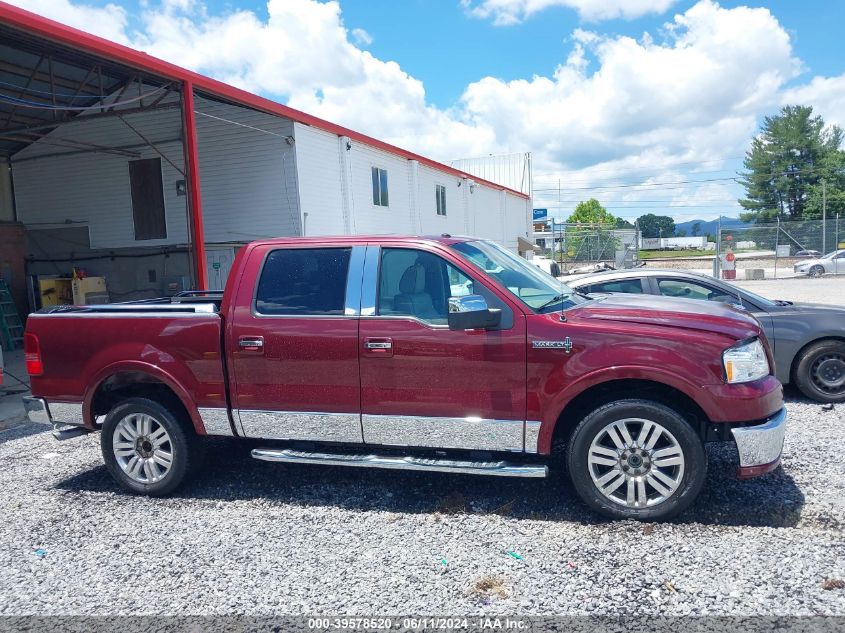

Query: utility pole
<box><xmin>822</xmin><ymin>179</ymin><xmax>827</xmax><ymax>254</ymax></box>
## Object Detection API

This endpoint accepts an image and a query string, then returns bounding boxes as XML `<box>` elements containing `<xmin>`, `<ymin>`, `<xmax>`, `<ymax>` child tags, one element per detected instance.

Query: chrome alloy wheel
<box><xmin>587</xmin><ymin>418</ymin><xmax>685</xmax><ymax>509</ymax></box>
<box><xmin>112</xmin><ymin>413</ymin><xmax>174</xmax><ymax>484</ymax></box>
<box><xmin>811</xmin><ymin>352</ymin><xmax>845</xmax><ymax>394</ymax></box>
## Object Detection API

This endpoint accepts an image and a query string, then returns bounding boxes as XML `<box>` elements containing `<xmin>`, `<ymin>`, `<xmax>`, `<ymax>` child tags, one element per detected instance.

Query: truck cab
<box><xmin>24</xmin><ymin>235</ymin><xmax>786</xmax><ymax>521</ymax></box>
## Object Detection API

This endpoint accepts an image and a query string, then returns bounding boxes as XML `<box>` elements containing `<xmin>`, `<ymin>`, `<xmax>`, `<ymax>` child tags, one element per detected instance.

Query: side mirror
<box><xmin>447</xmin><ymin>295</ymin><xmax>501</xmax><ymax>330</ymax></box>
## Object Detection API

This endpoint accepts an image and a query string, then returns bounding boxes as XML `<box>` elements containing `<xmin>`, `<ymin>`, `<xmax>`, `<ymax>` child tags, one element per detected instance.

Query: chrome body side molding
<box><xmin>237</xmin><ymin>410</ymin><xmax>364</xmax><ymax>443</ymax></box>
<box><xmin>198</xmin><ymin>407</ymin><xmax>236</xmax><ymax>437</ymax></box>
<box><xmin>524</xmin><ymin>420</ymin><xmax>542</xmax><ymax>454</ymax></box>
<box><xmin>362</xmin><ymin>414</ymin><xmax>524</xmax><ymax>452</ymax></box>
<box><xmin>251</xmin><ymin>447</ymin><xmax>548</xmax><ymax>478</ymax></box>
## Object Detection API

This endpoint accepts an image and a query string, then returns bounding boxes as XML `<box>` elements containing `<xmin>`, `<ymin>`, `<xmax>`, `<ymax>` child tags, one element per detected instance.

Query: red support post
<box><xmin>181</xmin><ymin>80</ymin><xmax>208</xmax><ymax>290</ymax></box>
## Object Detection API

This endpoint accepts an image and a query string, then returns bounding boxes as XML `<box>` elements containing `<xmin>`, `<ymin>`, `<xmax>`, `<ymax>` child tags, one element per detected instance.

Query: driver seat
<box><xmin>394</xmin><ymin>263</ymin><xmax>438</xmax><ymax>319</ymax></box>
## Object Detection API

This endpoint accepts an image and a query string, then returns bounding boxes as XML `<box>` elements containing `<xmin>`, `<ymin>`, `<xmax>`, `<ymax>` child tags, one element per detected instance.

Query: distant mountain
<box><xmin>674</xmin><ymin>216</ymin><xmax>750</xmax><ymax>238</ymax></box>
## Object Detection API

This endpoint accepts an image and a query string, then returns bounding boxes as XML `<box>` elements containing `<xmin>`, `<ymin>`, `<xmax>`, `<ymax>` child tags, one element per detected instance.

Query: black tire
<box><xmin>101</xmin><ymin>397</ymin><xmax>198</xmax><ymax>496</ymax></box>
<box><xmin>794</xmin><ymin>339</ymin><xmax>845</xmax><ymax>403</ymax></box>
<box><xmin>566</xmin><ymin>399</ymin><xmax>706</xmax><ymax>521</ymax></box>
<box><xmin>809</xmin><ymin>265</ymin><xmax>825</xmax><ymax>277</ymax></box>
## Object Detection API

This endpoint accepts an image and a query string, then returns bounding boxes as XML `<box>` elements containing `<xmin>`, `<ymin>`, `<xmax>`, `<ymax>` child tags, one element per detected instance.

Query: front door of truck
<box><xmin>358</xmin><ymin>245</ymin><xmax>527</xmax><ymax>452</ymax></box>
<box><xmin>228</xmin><ymin>244</ymin><xmax>364</xmax><ymax>443</ymax></box>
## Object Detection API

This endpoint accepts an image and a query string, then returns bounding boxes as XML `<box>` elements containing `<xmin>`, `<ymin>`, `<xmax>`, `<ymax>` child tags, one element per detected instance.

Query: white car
<box><xmin>793</xmin><ymin>249</ymin><xmax>845</xmax><ymax>276</ymax></box>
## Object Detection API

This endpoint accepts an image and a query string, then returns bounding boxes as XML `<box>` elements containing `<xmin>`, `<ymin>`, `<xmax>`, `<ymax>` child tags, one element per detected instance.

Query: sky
<box><xmin>8</xmin><ymin>0</ymin><xmax>845</xmax><ymax>222</ymax></box>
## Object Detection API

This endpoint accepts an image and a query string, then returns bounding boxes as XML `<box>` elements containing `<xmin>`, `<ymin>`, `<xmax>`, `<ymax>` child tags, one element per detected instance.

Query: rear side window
<box><xmin>255</xmin><ymin>248</ymin><xmax>351</xmax><ymax>315</ymax></box>
<box><xmin>587</xmin><ymin>279</ymin><xmax>644</xmax><ymax>294</ymax></box>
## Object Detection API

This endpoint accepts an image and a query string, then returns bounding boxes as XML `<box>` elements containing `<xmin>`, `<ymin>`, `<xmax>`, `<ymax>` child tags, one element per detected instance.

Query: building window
<box><xmin>255</xmin><ymin>248</ymin><xmax>351</xmax><ymax>316</ymax></box>
<box><xmin>436</xmin><ymin>184</ymin><xmax>447</xmax><ymax>216</ymax></box>
<box><xmin>371</xmin><ymin>167</ymin><xmax>389</xmax><ymax>207</ymax></box>
<box><xmin>129</xmin><ymin>157</ymin><xmax>167</xmax><ymax>240</ymax></box>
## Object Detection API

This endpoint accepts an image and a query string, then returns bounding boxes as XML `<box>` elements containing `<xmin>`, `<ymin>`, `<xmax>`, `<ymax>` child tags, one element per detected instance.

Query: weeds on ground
<box><xmin>468</xmin><ymin>575</ymin><xmax>509</xmax><ymax>601</ymax></box>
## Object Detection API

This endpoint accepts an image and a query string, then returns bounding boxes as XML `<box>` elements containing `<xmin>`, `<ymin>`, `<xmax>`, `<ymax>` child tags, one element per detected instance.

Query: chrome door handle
<box><xmin>238</xmin><ymin>337</ymin><xmax>264</xmax><ymax>350</ymax></box>
<box><xmin>365</xmin><ymin>341</ymin><xmax>392</xmax><ymax>350</ymax></box>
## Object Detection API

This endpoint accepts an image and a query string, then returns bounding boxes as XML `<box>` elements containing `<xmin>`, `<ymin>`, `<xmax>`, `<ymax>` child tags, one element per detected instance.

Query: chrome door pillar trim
<box><xmin>237</xmin><ymin>410</ymin><xmax>364</xmax><ymax>443</ymax></box>
<box><xmin>344</xmin><ymin>246</ymin><xmax>367</xmax><ymax>316</ymax></box>
<box><xmin>198</xmin><ymin>407</ymin><xmax>236</xmax><ymax>437</ymax></box>
<box><xmin>362</xmin><ymin>414</ymin><xmax>524</xmax><ymax>452</ymax></box>
<box><xmin>524</xmin><ymin>420</ymin><xmax>541</xmax><ymax>453</ymax></box>
<box><xmin>360</xmin><ymin>245</ymin><xmax>380</xmax><ymax>317</ymax></box>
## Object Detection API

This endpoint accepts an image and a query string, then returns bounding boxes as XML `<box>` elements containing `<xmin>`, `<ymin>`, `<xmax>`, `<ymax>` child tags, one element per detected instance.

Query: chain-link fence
<box><xmin>717</xmin><ymin>218</ymin><xmax>845</xmax><ymax>280</ymax></box>
<box><xmin>533</xmin><ymin>223</ymin><xmax>639</xmax><ymax>272</ymax></box>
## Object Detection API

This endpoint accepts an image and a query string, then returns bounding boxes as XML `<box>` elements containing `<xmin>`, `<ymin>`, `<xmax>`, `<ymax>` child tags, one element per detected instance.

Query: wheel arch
<box><xmin>84</xmin><ymin>362</ymin><xmax>204</xmax><ymax>435</ymax></box>
<box><xmin>542</xmin><ymin>378</ymin><xmax>709</xmax><ymax>455</ymax></box>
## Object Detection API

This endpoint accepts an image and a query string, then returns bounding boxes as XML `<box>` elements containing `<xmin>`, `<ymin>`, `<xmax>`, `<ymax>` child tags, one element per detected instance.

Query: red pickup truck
<box><xmin>23</xmin><ymin>235</ymin><xmax>786</xmax><ymax>520</ymax></box>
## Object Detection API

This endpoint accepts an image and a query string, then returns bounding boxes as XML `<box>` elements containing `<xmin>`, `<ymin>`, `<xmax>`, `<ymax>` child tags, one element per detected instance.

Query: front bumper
<box><xmin>22</xmin><ymin>397</ymin><xmax>91</xmax><ymax>440</ymax></box>
<box><xmin>731</xmin><ymin>407</ymin><xmax>787</xmax><ymax>479</ymax></box>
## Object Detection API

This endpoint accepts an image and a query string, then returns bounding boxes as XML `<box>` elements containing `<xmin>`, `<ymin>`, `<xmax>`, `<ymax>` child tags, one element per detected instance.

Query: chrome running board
<box><xmin>251</xmin><ymin>448</ymin><xmax>547</xmax><ymax>478</ymax></box>
<box><xmin>52</xmin><ymin>423</ymin><xmax>91</xmax><ymax>441</ymax></box>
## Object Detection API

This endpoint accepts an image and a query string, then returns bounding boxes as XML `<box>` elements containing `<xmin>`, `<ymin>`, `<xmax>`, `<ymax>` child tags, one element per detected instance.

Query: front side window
<box><xmin>377</xmin><ymin>248</ymin><xmax>512</xmax><ymax>327</ymax></box>
<box><xmin>255</xmin><ymin>248</ymin><xmax>350</xmax><ymax>315</ymax></box>
<box><xmin>436</xmin><ymin>184</ymin><xmax>447</xmax><ymax>216</ymax></box>
<box><xmin>451</xmin><ymin>240</ymin><xmax>586</xmax><ymax>313</ymax></box>
<box><xmin>372</xmin><ymin>167</ymin><xmax>389</xmax><ymax>207</ymax></box>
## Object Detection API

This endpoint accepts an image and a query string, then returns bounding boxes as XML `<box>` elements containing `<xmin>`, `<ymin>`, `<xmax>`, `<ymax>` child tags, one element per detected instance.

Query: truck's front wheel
<box><xmin>101</xmin><ymin>397</ymin><xmax>198</xmax><ymax>496</ymax></box>
<box><xmin>567</xmin><ymin>399</ymin><xmax>706</xmax><ymax>521</ymax></box>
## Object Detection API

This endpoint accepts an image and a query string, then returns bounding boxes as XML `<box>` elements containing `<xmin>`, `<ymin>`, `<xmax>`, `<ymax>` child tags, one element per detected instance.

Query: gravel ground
<box><xmin>0</xmin><ymin>396</ymin><xmax>843</xmax><ymax>616</ymax></box>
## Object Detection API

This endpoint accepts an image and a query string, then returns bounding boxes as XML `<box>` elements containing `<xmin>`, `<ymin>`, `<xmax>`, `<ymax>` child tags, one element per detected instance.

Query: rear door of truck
<box><xmin>226</xmin><ymin>242</ymin><xmax>365</xmax><ymax>442</ymax></box>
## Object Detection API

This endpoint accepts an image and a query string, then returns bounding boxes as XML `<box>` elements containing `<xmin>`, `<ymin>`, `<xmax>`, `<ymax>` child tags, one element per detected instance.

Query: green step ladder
<box><xmin>0</xmin><ymin>279</ymin><xmax>23</xmax><ymax>351</ymax></box>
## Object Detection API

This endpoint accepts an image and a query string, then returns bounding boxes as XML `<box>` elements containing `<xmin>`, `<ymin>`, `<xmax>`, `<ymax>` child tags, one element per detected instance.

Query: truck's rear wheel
<box><xmin>567</xmin><ymin>399</ymin><xmax>706</xmax><ymax>521</ymax></box>
<box><xmin>101</xmin><ymin>397</ymin><xmax>197</xmax><ymax>496</ymax></box>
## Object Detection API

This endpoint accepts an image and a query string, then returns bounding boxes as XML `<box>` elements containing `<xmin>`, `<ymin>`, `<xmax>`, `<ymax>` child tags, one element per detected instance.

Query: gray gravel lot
<box><xmin>1</xmin><ymin>275</ymin><xmax>843</xmax><ymax>617</ymax></box>
<box><xmin>0</xmin><ymin>395</ymin><xmax>843</xmax><ymax>616</ymax></box>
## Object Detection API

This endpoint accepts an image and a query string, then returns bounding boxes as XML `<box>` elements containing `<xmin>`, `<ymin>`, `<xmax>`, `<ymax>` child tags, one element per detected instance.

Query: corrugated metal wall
<box><xmin>12</xmin><ymin>96</ymin><xmax>301</xmax><ymax>248</ymax></box>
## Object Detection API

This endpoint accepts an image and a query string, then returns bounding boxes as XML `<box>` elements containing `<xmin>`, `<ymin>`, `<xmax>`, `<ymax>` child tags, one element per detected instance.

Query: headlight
<box><xmin>723</xmin><ymin>338</ymin><xmax>769</xmax><ymax>383</ymax></box>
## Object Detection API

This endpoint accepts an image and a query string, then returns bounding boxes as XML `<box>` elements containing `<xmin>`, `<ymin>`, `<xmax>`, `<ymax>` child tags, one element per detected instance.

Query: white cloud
<box><xmin>351</xmin><ymin>27</ymin><xmax>373</xmax><ymax>46</ymax></box>
<box><xmin>5</xmin><ymin>0</ymin><xmax>130</xmax><ymax>43</ymax></box>
<box><xmin>461</xmin><ymin>1</ymin><xmax>798</xmax><ymax>175</ymax></box>
<box><xmin>461</xmin><ymin>0</ymin><xmax>677</xmax><ymax>25</ymax></box>
<box><xmin>782</xmin><ymin>74</ymin><xmax>845</xmax><ymax>129</ymax></box>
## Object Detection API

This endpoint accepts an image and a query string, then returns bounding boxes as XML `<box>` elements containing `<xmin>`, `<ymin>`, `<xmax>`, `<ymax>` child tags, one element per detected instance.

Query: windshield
<box><xmin>821</xmin><ymin>250</ymin><xmax>844</xmax><ymax>260</ymax></box>
<box><xmin>451</xmin><ymin>240</ymin><xmax>588</xmax><ymax>313</ymax></box>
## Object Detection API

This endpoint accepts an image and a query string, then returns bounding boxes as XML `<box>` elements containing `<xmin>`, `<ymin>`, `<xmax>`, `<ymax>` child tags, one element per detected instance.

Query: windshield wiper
<box><xmin>537</xmin><ymin>293</ymin><xmax>572</xmax><ymax>311</ymax></box>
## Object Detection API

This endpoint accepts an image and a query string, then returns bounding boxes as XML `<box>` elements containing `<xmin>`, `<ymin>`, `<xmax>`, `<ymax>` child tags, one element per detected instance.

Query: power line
<box><xmin>533</xmin><ymin>165</ymin><xmax>833</xmax><ymax>194</ymax></box>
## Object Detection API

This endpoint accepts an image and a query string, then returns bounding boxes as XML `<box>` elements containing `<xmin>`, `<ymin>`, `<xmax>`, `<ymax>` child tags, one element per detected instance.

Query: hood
<box><xmin>570</xmin><ymin>293</ymin><xmax>762</xmax><ymax>340</ymax></box>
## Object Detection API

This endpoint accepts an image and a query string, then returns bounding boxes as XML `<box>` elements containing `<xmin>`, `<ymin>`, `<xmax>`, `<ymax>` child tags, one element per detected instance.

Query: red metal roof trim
<box><xmin>0</xmin><ymin>1</ymin><xmax>529</xmax><ymax>200</ymax></box>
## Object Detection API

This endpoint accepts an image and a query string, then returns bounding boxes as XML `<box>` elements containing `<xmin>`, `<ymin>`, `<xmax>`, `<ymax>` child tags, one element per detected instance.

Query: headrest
<box><xmin>399</xmin><ymin>264</ymin><xmax>426</xmax><ymax>294</ymax></box>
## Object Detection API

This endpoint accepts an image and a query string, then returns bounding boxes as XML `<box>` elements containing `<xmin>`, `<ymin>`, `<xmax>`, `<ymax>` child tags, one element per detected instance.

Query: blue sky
<box><xmin>12</xmin><ymin>0</ymin><xmax>845</xmax><ymax>222</ymax></box>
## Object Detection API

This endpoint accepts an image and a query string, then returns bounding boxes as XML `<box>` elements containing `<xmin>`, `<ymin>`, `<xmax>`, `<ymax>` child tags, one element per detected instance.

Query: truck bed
<box><xmin>26</xmin><ymin>291</ymin><xmax>227</xmax><ymax>432</ymax></box>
